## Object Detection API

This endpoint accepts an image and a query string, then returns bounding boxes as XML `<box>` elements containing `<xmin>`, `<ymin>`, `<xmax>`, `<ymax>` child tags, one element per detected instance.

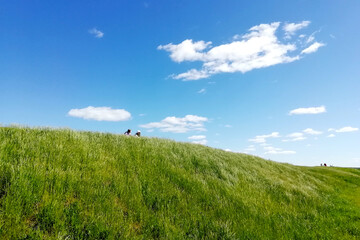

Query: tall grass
<box><xmin>0</xmin><ymin>127</ymin><xmax>359</xmax><ymax>239</ymax></box>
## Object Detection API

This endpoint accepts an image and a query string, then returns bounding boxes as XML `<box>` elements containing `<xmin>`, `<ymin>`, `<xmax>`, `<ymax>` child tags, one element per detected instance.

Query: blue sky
<box><xmin>1</xmin><ymin>0</ymin><xmax>360</xmax><ymax>167</ymax></box>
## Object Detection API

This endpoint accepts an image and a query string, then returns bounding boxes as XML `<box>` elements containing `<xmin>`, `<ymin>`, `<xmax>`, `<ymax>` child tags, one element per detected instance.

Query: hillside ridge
<box><xmin>0</xmin><ymin>127</ymin><xmax>359</xmax><ymax>239</ymax></box>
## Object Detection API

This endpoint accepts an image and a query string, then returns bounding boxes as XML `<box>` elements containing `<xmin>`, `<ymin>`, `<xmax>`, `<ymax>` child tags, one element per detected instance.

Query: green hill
<box><xmin>0</xmin><ymin>127</ymin><xmax>359</xmax><ymax>239</ymax></box>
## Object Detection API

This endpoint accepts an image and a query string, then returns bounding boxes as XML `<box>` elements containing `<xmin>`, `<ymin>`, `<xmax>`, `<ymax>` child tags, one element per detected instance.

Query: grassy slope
<box><xmin>0</xmin><ymin>127</ymin><xmax>359</xmax><ymax>239</ymax></box>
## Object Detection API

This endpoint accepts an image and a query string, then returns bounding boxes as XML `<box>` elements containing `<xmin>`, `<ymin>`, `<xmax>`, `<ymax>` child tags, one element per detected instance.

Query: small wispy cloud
<box><xmin>68</xmin><ymin>106</ymin><xmax>131</xmax><ymax>121</ymax></box>
<box><xmin>188</xmin><ymin>135</ymin><xmax>207</xmax><ymax>145</ymax></box>
<box><xmin>249</xmin><ymin>132</ymin><xmax>280</xmax><ymax>143</ymax></box>
<box><xmin>188</xmin><ymin>135</ymin><xmax>206</xmax><ymax>140</ymax></box>
<box><xmin>283</xmin><ymin>21</ymin><xmax>310</xmax><ymax>39</ymax></box>
<box><xmin>282</xmin><ymin>132</ymin><xmax>306</xmax><ymax>142</ymax></box>
<box><xmin>140</xmin><ymin>115</ymin><xmax>208</xmax><ymax>133</ymax></box>
<box><xmin>198</xmin><ymin>88</ymin><xmax>206</xmax><ymax>94</ymax></box>
<box><xmin>244</xmin><ymin>145</ymin><xmax>256</xmax><ymax>152</ymax></box>
<box><xmin>329</xmin><ymin>126</ymin><xmax>359</xmax><ymax>133</ymax></box>
<box><xmin>89</xmin><ymin>28</ymin><xmax>104</xmax><ymax>38</ymax></box>
<box><xmin>289</xmin><ymin>106</ymin><xmax>326</xmax><ymax>115</ymax></box>
<box><xmin>224</xmin><ymin>124</ymin><xmax>232</xmax><ymax>128</ymax></box>
<box><xmin>303</xmin><ymin>128</ymin><xmax>323</xmax><ymax>135</ymax></box>
<box><xmin>264</xmin><ymin>146</ymin><xmax>296</xmax><ymax>155</ymax></box>
<box><xmin>192</xmin><ymin>139</ymin><xmax>208</xmax><ymax>145</ymax></box>
<box><xmin>327</xmin><ymin>134</ymin><xmax>335</xmax><ymax>138</ymax></box>
<box><xmin>301</xmin><ymin>42</ymin><xmax>325</xmax><ymax>54</ymax></box>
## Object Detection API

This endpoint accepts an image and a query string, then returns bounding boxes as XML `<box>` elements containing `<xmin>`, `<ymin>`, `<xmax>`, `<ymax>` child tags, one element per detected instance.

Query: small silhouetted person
<box><xmin>135</xmin><ymin>130</ymin><xmax>141</xmax><ymax>137</ymax></box>
<box><xmin>324</xmin><ymin>163</ymin><xmax>327</xmax><ymax>167</ymax></box>
<box><xmin>124</xmin><ymin>129</ymin><xmax>131</xmax><ymax>135</ymax></box>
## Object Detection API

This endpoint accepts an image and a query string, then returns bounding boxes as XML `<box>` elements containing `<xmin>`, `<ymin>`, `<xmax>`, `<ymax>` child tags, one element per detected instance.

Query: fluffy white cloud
<box><xmin>68</xmin><ymin>106</ymin><xmax>131</xmax><ymax>121</ymax></box>
<box><xmin>89</xmin><ymin>28</ymin><xmax>104</xmax><ymax>38</ymax></box>
<box><xmin>327</xmin><ymin>134</ymin><xmax>335</xmax><ymax>138</ymax></box>
<box><xmin>282</xmin><ymin>132</ymin><xmax>306</xmax><ymax>142</ymax></box>
<box><xmin>333</xmin><ymin>126</ymin><xmax>359</xmax><ymax>133</ymax></box>
<box><xmin>283</xmin><ymin>21</ymin><xmax>311</xmax><ymax>39</ymax></box>
<box><xmin>303</xmin><ymin>128</ymin><xmax>323</xmax><ymax>135</ymax></box>
<box><xmin>289</xmin><ymin>106</ymin><xmax>326</xmax><ymax>115</ymax></box>
<box><xmin>301</xmin><ymin>42</ymin><xmax>325</xmax><ymax>54</ymax></box>
<box><xmin>249</xmin><ymin>132</ymin><xmax>280</xmax><ymax>143</ymax></box>
<box><xmin>158</xmin><ymin>39</ymin><xmax>211</xmax><ymax>62</ymax></box>
<box><xmin>159</xmin><ymin>21</ymin><xmax>322</xmax><ymax>81</ymax></box>
<box><xmin>140</xmin><ymin>115</ymin><xmax>208</xmax><ymax>133</ymax></box>
<box><xmin>264</xmin><ymin>146</ymin><xmax>296</xmax><ymax>155</ymax></box>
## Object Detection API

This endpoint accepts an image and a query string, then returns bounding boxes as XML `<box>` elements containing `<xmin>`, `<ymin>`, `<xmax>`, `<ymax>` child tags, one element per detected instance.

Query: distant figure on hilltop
<box><xmin>135</xmin><ymin>130</ymin><xmax>141</xmax><ymax>137</ymax></box>
<box><xmin>324</xmin><ymin>163</ymin><xmax>327</xmax><ymax>167</ymax></box>
<box><xmin>124</xmin><ymin>129</ymin><xmax>131</xmax><ymax>135</ymax></box>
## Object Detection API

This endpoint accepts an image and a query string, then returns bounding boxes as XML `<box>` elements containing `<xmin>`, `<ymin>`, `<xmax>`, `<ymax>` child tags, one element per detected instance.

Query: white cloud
<box><xmin>289</xmin><ymin>106</ymin><xmax>326</xmax><ymax>115</ymax></box>
<box><xmin>140</xmin><ymin>115</ymin><xmax>208</xmax><ymax>133</ymax></box>
<box><xmin>287</xmin><ymin>132</ymin><xmax>304</xmax><ymax>138</ymax></box>
<box><xmin>188</xmin><ymin>135</ymin><xmax>206</xmax><ymax>140</ymax></box>
<box><xmin>301</xmin><ymin>42</ymin><xmax>325</xmax><ymax>54</ymax></box>
<box><xmin>305</xmin><ymin>31</ymin><xmax>319</xmax><ymax>44</ymax></box>
<box><xmin>306</xmin><ymin>35</ymin><xmax>315</xmax><ymax>44</ymax></box>
<box><xmin>327</xmin><ymin>134</ymin><xmax>335</xmax><ymax>138</ymax></box>
<box><xmin>68</xmin><ymin>106</ymin><xmax>131</xmax><ymax>121</ymax></box>
<box><xmin>264</xmin><ymin>146</ymin><xmax>296</xmax><ymax>155</ymax></box>
<box><xmin>198</xmin><ymin>88</ymin><xmax>206</xmax><ymax>94</ymax></box>
<box><xmin>173</xmin><ymin>69</ymin><xmax>210</xmax><ymax>81</ymax></box>
<box><xmin>224</xmin><ymin>124</ymin><xmax>232</xmax><ymax>128</ymax></box>
<box><xmin>266</xmin><ymin>150</ymin><xmax>296</xmax><ymax>155</ymax></box>
<box><xmin>192</xmin><ymin>139</ymin><xmax>208</xmax><ymax>145</ymax></box>
<box><xmin>334</xmin><ymin>126</ymin><xmax>359</xmax><ymax>133</ymax></box>
<box><xmin>89</xmin><ymin>28</ymin><xmax>104</xmax><ymax>38</ymax></box>
<box><xmin>282</xmin><ymin>132</ymin><xmax>306</xmax><ymax>142</ymax></box>
<box><xmin>283</xmin><ymin>21</ymin><xmax>311</xmax><ymax>39</ymax></box>
<box><xmin>303</xmin><ymin>128</ymin><xmax>323</xmax><ymax>135</ymax></box>
<box><xmin>158</xmin><ymin>39</ymin><xmax>211</xmax><ymax>62</ymax></box>
<box><xmin>159</xmin><ymin>21</ymin><xmax>322</xmax><ymax>81</ymax></box>
<box><xmin>282</xmin><ymin>137</ymin><xmax>306</xmax><ymax>142</ymax></box>
<box><xmin>249</xmin><ymin>132</ymin><xmax>280</xmax><ymax>143</ymax></box>
<box><xmin>244</xmin><ymin>145</ymin><xmax>256</xmax><ymax>152</ymax></box>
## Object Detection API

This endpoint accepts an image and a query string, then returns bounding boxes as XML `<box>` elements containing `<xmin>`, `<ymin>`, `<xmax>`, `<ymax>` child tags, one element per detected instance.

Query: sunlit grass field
<box><xmin>0</xmin><ymin>127</ymin><xmax>359</xmax><ymax>239</ymax></box>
